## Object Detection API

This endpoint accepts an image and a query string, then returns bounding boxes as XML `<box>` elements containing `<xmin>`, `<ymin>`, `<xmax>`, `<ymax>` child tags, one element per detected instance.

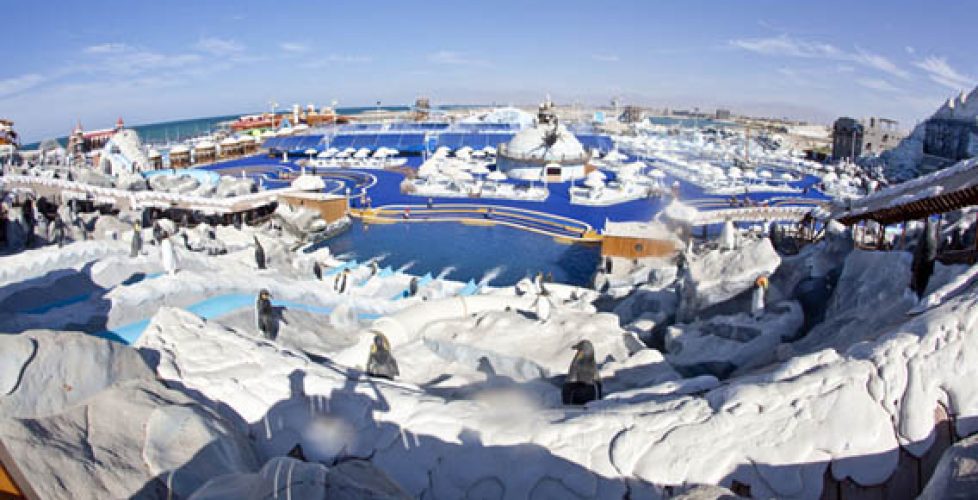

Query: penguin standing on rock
<box><xmin>532</xmin><ymin>289</ymin><xmax>553</xmax><ymax>323</ymax></box>
<box><xmin>334</xmin><ymin>268</ymin><xmax>350</xmax><ymax>294</ymax></box>
<box><xmin>160</xmin><ymin>232</ymin><xmax>177</xmax><ymax>276</ymax></box>
<box><xmin>312</xmin><ymin>260</ymin><xmax>323</xmax><ymax>280</ymax></box>
<box><xmin>408</xmin><ymin>276</ymin><xmax>419</xmax><ymax>297</ymax></box>
<box><xmin>254</xmin><ymin>236</ymin><xmax>266</xmax><ymax>270</ymax></box>
<box><xmin>562</xmin><ymin>340</ymin><xmax>602</xmax><ymax>405</ymax></box>
<box><xmin>910</xmin><ymin>217</ymin><xmax>938</xmax><ymax>298</ymax></box>
<box><xmin>130</xmin><ymin>223</ymin><xmax>142</xmax><ymax>257</ymax></box>
<box><xmin>366</xmin><ymin>333</ymin><xmax>399</xmax><ymax>380</ymax></box>
<box><xmin>750</xmin><ymin>275</ymin><xmax>769</xmax><ymax>319</ymax></box>
<box><xmin>255</xmin><ymin>289</ymin><xmax>276</xmax><ymax>339</ymax></box>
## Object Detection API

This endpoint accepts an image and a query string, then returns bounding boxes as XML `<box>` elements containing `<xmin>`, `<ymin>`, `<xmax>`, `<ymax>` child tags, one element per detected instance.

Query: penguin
<box><xmin>255</xmin><ymin>289</ymin><xmax>276</xmax><ymax>339</ymax></box>
<box><xmin>532</xmin><ymin>289</ymin><xmax>553</xmax><ymax>323</ymax></box>
<box><xmin>160</xmin><ymin>232</ymin><xmax>177</xmax><ymax>276</ymax></box>
<box><xmin>562</xmin><ymin>340</ymin><xmax>602</xmax><ymax>405</ymax></box>
<box><xmin>334</xmin><ymin>268</ymin><xmax>350</xmax><ymax>294</ymax></box>
<box><xmin>180</xmin><ymin>231</ymin><xmax>193</xmax><ymax>251</ymax></box>
<box><xmin>370</xmin><ymin>261</ymin><xmax>379</xmax><ymax>277</ymax></box>
<box><xmin>21</xmin><ymin>199</ymin><xmax>35</xmax><ymax>248</ymax></box>
<box><xmin>533</xmin><ymin>272</ymin><xmax>547</xmax><ymax>295</ymax></box>
<box><xmin>408</xmin><ymin>276</ymin><xmax>419</xmax><ymax>297</ymax></box>
<box><xmin>751</xmin><ymin>275</ymin><xmax>769</xmax><ymax>319</ymax></box>
<box><xmin>313</xmin><ymin>260</ymin><xmax>323</xmax><ymax>280</ymax></box>
<box><xmin>153</xmin><ymin>221</ymin><xmax>165</xmax><ymax>245</ymax></box>
<box><xmin>910</xmin><ymin>217</ymin><xmax>938</xmax><ymax>298</ymax></box>
<box><xmin>254</xmin><ymin>236</ymin><xmax>266</xmax><ymax>270</ymax></box>
<box><xmin>366</xmin><ymin>332</ymin><xmax>399</xmax><ymax>380</ymax></box>
<box><xmin>233</xmin><ymin>213</ymin><xmax>243</xmax><ymax>230</ymax></box>
<box><xmin>130</xmin><ymin>223</ymin><xmax>142</xmax><ymax>257</ymax></box>
<box><xmin>54</xmin><ymin>216</ymin><xmax>66</xmax><ymax>248</ymax></box>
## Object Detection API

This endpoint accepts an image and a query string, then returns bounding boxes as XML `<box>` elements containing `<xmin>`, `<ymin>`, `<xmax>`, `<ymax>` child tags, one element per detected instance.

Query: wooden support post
<box><xmin>878</xmin><ymin>224</ymin><xmax>886</xmax><ymax>250</ymax></box>
<box><xmin>900</xmin><ymin>221</ymin><xmax>908</xmax><ymax>250</ymax></box>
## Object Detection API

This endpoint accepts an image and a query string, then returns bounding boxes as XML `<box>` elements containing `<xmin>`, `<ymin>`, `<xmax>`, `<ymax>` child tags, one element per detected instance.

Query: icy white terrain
<box><xmin>1</xmin><ymin>203</ymin><xmax>978</xmax><ymax>498</ymax></box>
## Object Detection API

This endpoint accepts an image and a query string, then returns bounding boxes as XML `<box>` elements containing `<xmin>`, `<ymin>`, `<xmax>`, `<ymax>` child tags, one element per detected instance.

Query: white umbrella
<box><xmin>451</xmin><ymin>170</ymin><xmax>474</xmax><ymax>182</ymax></box>
<box><xmin>584</xmin><ymin>176</ymin><xmax>605</xmax><ymax>189</ymax></box>
<box><xmin>417</xmin><ymin>163</ymin><xmax>440</xmax><ymax>177</ymax></box>
<box><xmin>587</xmin><ymin>169</ymin><xmax>607</xmax><ymax>181</ymax></box>
<box><xmin>470</xmin><ymin>164</ymin><xmax>491</xmax><ymax>175</ymax></box>
<box><xmin>758</xmin><ymin>170</ymin><xmax>773</xmax><ymax>178</ymax></box>
<box><xmin>487</xmin><ymin>170</ymin><xmax>507</xmax><ymax>182</ymax></box>
<box><xmin>354</xmin><ymin>148</ymin><xmax>371</xmax><ymax>159</ymax></box>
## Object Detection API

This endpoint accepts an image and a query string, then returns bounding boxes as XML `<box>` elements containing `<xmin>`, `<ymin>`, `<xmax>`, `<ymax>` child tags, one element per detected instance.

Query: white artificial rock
<box><xmin>681</xmin><ymin>237</ymin><xmax>780</xmax><ymax>315</ymax></box>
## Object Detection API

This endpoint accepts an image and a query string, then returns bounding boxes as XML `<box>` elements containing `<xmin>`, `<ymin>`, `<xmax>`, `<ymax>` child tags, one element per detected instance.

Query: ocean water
<box><xmin>21</xmin><ymin>105</ymin><xmax>430</xmax><ymax>149</ymax></box>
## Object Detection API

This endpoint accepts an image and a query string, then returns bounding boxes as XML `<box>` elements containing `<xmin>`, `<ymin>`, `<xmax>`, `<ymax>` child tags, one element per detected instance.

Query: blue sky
<box><xmin>2</xmin><ymin>0</ymin><xmax>975</xmax><ymax>141</ymax></box>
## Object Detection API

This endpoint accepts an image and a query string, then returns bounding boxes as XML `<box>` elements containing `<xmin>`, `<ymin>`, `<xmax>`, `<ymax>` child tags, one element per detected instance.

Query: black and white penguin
<box><xmin>407</xmin><ymin>276</ymin><xmax>419</xmax><ymax>297</ymax></box>
<box><xmin>153</xmin><ymin>221</ymin><xmax>165</xmax><ymax>245</ymax></box>
<box><xmin>54</xmin><ymin>216</ymin><xmax>66</xmax><ymax>248</ymax></box>
<box><xmin>254</xmin><ymin>236</ymin><xmax>266</xmax><ymax>270</ymax></box>
<box><xmin>366</xmin><ymin>333</ymin><xmax>399</xmax><ymax>380</ymax></box>
<box><xmin>130</xmin><ymin>223</ymin><xmax>142</xmax><ymax>257</ymax></box>
<box><xmin>561</xmin><ymin>340</ymin><xmax>602</xmax><ymax>405</ymax></box>
<box><xmin>910</xmin><ymin>217</ymin><xmax>938</xmax><ymax>298</ymax></box>
<box><xmin>312</xmin><ymin>260</ymin><xmax>322</xmax><ymax>281</ymax></box>
<box><xmin>255</xmin><ymin>289</ymin><xmax>276</xmax><ymax>339</ymax></box>
<box><xmin>334</xmin><ymin>268</ymin><xmax>349</xmax><ymax>294</ymax></box>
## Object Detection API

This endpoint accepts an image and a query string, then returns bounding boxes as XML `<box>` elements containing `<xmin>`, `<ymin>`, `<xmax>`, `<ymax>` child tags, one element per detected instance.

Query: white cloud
<box><xmin>427</xmin><ymin>50</ymin><xmax>488</xmax><ymax>66</ymax></box>
<box><xmin>280</xmin><ymin>42</ymin><xmax>308</xmax><ymax>53</ymax></box>
<box><xmin>730</xmin><ymin>35</ymin><xmax>842</xmax><ymax>59</ymax></box>
<box><xmin>851</xmin><ymin>47</ymin><xmax>909</xmax><ymax>79</ymax></box>
<box><xmin>83</xmin><ymin>43</ymin><xmax>129</xmax><ymax>54</ymax></box>
<box><xmin>856</xmin><ymin>78</ymin><xmax>901</xmax><ymax>93</ymax></box>
<box><xmin>913</xmin><ymin>56</ymin><xmax>975</xmax><ymax>91</ymax></box>
<box><xmin>730</xmin><ymin>35</ymin><xmax>908</xmax><ymax>79</ymax></box>
<box><xmin>0</xmin><ymin>74</ymin><xmax>45</xmax><ymax>97</ymax></box>
<box><xmin>905</xmin><ymin>46</ymin><xmax>916</xmax><ymax>55</ymax></box>
<box><xmin>195</xmin><ymin>37</ymin><xmax>244</xmax><ymax>56</ymax></box>
<box><xmin>591</xmin><ymin>54</ymin><xmax>620</xmax><ymax>63</ymax></box>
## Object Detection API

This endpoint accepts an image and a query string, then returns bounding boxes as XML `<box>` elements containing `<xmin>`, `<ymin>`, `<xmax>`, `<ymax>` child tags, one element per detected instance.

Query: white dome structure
<box><xmin>496</xmin><ymin>97</ymin><xmax>589</xmax><ymax>182</ymax></box>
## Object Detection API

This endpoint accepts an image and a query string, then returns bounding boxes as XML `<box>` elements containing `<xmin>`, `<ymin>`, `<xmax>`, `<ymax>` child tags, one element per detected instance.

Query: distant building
<box><xmin>832</xmin><ymin>116</ymin><xmax>904</xmax><ymax>160</ymax></box>
<box><xmin>715</xmin><ymin>108</ymin><xmax>731</xmax><ymax>120</ymax></box>
<box><xmin>620</xmin><ymin>105</ymin><xmax>644</xmax><ymax>123</ymax></box>
<box><xmin>861</xmin><ymin>117</ymin><xmax>903</xmax><ymax>155</ymax></box>
<box><xmin>832</xmin><ymin>117</ymin><xmax>863</xmax><ymax>161</ymax></box>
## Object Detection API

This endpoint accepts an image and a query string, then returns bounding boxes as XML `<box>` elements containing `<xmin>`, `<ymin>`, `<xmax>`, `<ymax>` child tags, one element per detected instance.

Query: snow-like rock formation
<box><xmin>678</xmin><ymin>237</ymin><xmax>780</xmax><ymax>320</ymax></box>
<box><xmin>189</xmin><ymin>457</ymin><xmax>411</xmax><ymax>499</ymax></box>
<box><xmin>664</xmin><ymin>300</ymin><xmax>804</xmax><ymax>378</ymax></box>
<box><xmin>0</xmin><ymin>331</ymin><xmax>258</xmax><ymax>499</ymax></box>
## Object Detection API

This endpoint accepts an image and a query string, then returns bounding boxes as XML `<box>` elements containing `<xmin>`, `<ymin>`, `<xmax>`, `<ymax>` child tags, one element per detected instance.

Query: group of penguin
<box><xmin>4</xmin><ymin>196</ymin><xmax>81</xmax><ymax>250</ymax></box>
<box><xmin>250</xmin><ymin>288</ymin><xmax>600</xmax><ymax>406</ymax></box>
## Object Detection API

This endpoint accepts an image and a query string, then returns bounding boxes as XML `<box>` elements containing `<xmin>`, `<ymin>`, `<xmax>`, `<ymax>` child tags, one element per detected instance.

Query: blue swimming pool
<box><xmin>313</xmin><ymin>220</ymin><xmax>601</xmax><ymax>287</ymax></box>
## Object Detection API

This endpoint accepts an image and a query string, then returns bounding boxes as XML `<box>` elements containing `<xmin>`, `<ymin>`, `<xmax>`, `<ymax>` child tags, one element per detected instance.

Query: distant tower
<box><xmin>115</xmin><ymin>117</ymin><xmax>125</xmax><ymax>130</ymax></box>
